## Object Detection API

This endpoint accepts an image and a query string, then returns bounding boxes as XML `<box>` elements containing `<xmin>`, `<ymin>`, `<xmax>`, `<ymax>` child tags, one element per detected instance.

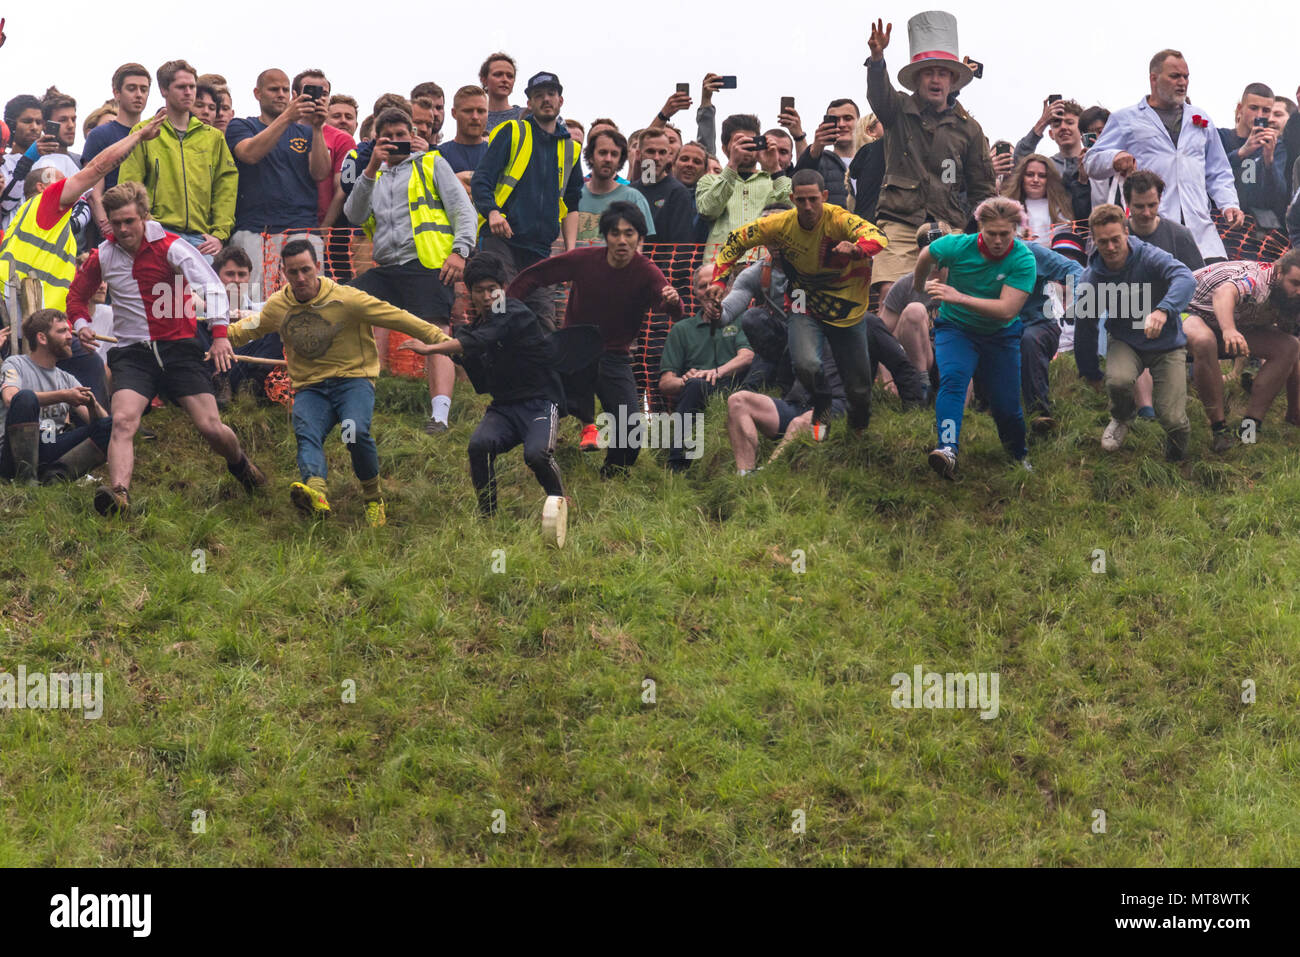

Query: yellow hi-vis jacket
<box><xmin>361</xmin><ymin>151</ymin><xmax>454</xmax><ymax>269</ymax></box>
<box><xmin>0</xmin><ymin>192</ymin><xmax>77</xmax><ymax>310</ymax></box>
<box><xmin>476</xmin><ymin>119</ymin><xmax>581</xmax><ymax>234</ymax></box>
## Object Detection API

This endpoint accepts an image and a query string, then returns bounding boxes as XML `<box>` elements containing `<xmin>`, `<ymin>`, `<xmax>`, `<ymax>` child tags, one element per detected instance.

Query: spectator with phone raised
<box><xmin>226</xmin><ymin>67</ymin><xmax>331</xmax><ymax>291</ymax></box>
<box><xmin>791</xmin><ymin>99</ymin><xmax>860</xmax><ymax>209</ymax></box>
<box><xmin>2</xmin><ymin>94</ymin><xmax>62</xmax><ymax>228</ymax></box>
<box><xmin>1013</xmin><ymin>97</ymin><xmax>1091</xmax><ymax>219</ymax></box>
<box><xmin>647</xmin><ymin>74</ymin><xmax>727</xmax><ymax>157</ymax></box>
<box><xmin>695</xmin><ymin>113</ymin><xmax>792</xmax><ymax>256</ymax></box>
<box><xmin>344</xmin><ymin>108</ymin><xmax>475</xmax><ymax>436</ymax></box>
<box><xmin>1218</xmin><ymin>83</ymin><xmax>1290</xmax><ymax>230</ymax></box>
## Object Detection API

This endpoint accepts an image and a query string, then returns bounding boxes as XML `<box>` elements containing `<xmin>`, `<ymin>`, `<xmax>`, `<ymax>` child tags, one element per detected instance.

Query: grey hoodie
<box><xmin>344</xmin><ymin>151</ymin><xmax>475</xmax><ymax>267</ymax></box>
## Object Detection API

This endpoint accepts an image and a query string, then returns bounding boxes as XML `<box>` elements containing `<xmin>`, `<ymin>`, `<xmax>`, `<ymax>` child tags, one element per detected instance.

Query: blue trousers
<box><xmin>934</xmin><ymin>319</ymin><xmax>1027</xmax><ymax>459</ymax></box>
<box><xmin>291</xmin><ymin>377</ymin><xmax>378</xmax><ymax>483</ymax></box>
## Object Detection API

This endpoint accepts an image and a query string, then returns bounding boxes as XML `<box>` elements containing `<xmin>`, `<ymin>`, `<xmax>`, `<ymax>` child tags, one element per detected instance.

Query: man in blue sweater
<box><xmin>469</xmin><ymin>71</ymin><xmax>582</xmax><ymax>332</ymax></box>
<box><xmin>1076</xmin><ymin>204</ymin><xmax>1196</xmax><ymax>460</ymax></box>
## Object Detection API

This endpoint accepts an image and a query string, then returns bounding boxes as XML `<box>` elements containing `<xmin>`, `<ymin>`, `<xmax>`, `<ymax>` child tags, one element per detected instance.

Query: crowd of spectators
<box><xmin>3</xmin><ymin>14</ymin><xmax>1300</xmax><ymax>536</ymax></box>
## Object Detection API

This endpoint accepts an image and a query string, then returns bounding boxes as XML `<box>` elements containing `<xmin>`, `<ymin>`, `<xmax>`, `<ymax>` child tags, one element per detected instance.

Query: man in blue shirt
<box><xmin>82</xmin><ymin>63</ymin><xmax>151</xmax><ymax>243</ymax></box>
<box><xmin>439</xmin><ymin>86</ymin><xmax>490</xmax><ymax>174</ymax></box>
<box><xmin>226</xmin><ymin>68</ymin><xmax>330</xmax><ymax>296</ymax></box>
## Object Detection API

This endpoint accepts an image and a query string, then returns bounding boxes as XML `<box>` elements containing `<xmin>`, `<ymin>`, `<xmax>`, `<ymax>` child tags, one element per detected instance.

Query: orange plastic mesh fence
<box><xmin>259</xmin><ymin>214</ymin><xmax>1293</xmax><ymax>403</ymax></box>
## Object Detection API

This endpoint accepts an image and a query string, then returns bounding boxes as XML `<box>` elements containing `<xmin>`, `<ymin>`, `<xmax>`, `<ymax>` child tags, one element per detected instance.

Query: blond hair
<box><xmin>103</xmin><ymin>181</ymin><xmax>152</xmax><ymax>218</ymax></box>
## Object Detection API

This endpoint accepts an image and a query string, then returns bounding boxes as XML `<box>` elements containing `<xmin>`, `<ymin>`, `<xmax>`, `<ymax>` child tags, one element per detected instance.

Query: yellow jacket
<box><xmin>228</xmin><ymin>278</ymin><xmax>450</xmax><ymax>389</ymax></box>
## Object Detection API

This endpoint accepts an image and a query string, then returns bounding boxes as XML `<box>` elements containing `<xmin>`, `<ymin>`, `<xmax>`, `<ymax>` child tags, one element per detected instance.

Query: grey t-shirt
<box><xmin>882</xmin><ymin>272</ymin><xmax>935</xmax><ymax>315</ymax></box>
<box><xmin>1153</xmin><ymin>104</ymin><xmax>1182</xmax><ymax>146</ymax></box>
<box><xmin>1127</xmin><ymin>216</ymin><xmax>1205</xmax><ymax>272</ymax></box>
<box><xmin>0</xmin><ymin>355</ymin><xmax>82</xmax><ymax>441</ymax></box>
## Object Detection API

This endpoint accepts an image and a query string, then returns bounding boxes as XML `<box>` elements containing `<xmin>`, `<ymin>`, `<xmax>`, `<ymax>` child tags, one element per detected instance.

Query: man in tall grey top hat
<box><xmin>865</xmin><ymin>11</ymin><xmax>995</xmax><ymax>307</ymax></box>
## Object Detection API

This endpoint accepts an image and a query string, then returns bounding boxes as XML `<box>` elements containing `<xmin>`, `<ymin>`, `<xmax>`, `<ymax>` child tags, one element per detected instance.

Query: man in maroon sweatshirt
<box><xmin>507</xmin><ymin>201</ymin><xmax>682</xmax><ymax>477</ymax></box>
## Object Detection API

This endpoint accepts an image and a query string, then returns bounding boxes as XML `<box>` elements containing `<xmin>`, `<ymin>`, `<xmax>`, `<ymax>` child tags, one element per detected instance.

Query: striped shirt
<box><xmin>1187</xmin><ymin>260</ymin><xmax>1273</xmax><ymax>321</ymax></box>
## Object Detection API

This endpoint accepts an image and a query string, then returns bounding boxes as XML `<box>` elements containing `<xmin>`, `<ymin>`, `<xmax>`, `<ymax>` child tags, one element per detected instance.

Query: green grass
<box><xmin>1</xmin><ymin>362</ymin><xmax>1298</xmax><ymax>866</ymax></box>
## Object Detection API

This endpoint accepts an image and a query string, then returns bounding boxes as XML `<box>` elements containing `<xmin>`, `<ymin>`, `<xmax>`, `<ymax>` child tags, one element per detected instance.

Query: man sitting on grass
<box><xmin>1</xmin><ymin>310</ymin><xmax>110</xmax><ymax>483</ymax></box>
<box><xmin>400</xmin><ymin>252</ymin><xmax>571</xmax><ymax>545</ymax></box>
<box><xmin>226</xmin><ymin>239</ymin><xmax>452</xmax><ymax>527</ymax></box>
<box><xmin>725</xmin><ymin>351</ymin><xmax>847</xmax><ymax>476</ymax></box>
<box><xmin>658</xmin><ymin>265</ymin><xmax>754</xmax><ymax>472</ymax></box>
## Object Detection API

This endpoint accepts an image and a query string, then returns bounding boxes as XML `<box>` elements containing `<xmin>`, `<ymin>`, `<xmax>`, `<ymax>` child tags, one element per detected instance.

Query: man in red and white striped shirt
<box><xmin>66</xmin><ymin>180</ymin><xmax>266</xmax><ymax>515</ymax></box>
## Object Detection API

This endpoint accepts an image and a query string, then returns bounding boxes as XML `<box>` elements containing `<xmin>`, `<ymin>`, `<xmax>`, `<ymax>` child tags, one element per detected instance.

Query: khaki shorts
<box><xmin>871</xmin><ymin>218</ymin><xmax>958</xmax><ymax>287</ymax></box>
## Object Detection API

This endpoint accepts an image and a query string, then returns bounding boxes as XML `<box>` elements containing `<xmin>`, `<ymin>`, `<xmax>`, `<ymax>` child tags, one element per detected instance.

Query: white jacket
<box><xmin>1084</xmin><ymin>97</ymin><xmax>1239</xmax><ymax>260</ymax></box>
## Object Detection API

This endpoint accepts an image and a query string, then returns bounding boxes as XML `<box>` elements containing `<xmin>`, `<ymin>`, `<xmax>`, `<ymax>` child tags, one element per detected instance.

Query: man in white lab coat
<box><xmin>1084</xmin><ymin>49</ymin><xmax>1243</xmax><ymax>262</ymax></box>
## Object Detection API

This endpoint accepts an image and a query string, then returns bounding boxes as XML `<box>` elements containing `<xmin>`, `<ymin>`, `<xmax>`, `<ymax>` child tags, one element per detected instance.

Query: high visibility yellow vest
<box><xmin>0</xmin><ymin>192</ymin><xmax>77</xmax><ymax>311</ymax></box>
<box><xmin>362</xmin><ymin>151</ymin><xmax>454</xmax><ymax>269</ymax></box>
<box><xmin>477</xmin><ymin>119</ymin><xmax>581</xmax><ymax>233</ymax></box>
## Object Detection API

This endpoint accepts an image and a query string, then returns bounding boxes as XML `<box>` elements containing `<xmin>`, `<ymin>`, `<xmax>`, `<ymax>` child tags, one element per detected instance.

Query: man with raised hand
<box><xmin>66</xmin><ymin>181</ymin><xmax>267</xmax><ymax>516</ymax></box>
<box><xmin>226</xmin><ymin>240</ymin><xmax>453</xmax><ymax>527</ymax></box>
<box><xmin>865</xmin><ymin>13</ymin><xmax>995</xmax><ymax>308</ymax></box>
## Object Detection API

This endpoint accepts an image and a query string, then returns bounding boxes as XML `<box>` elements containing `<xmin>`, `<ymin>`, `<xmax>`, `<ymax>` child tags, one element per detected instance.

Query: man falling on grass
<box><xmin>226</xmin><ymin>239</ymin><xmax>452</xmax><ymax>526</ymax></box>
<box><xmin>400</xmin><ymin>252</ymin><xmax>574</xmax><ymax>546</ymax></box>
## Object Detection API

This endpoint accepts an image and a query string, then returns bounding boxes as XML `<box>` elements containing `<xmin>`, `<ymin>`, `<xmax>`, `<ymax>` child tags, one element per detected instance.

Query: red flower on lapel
<box><xmin>1191</xmin><ymin>114</ymin><xmax>1208</xmax><ymax>128</ymax></box>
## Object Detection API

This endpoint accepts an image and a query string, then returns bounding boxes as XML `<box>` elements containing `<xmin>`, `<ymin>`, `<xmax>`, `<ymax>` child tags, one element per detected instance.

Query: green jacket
<box><xmin>118</xmin><ymin>115</ymin><xmax>238</xmax><ymax>240</ymax></box>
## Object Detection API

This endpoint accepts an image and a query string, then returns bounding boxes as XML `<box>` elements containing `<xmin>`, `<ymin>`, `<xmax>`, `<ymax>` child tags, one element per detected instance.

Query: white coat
<box><xmin>1084</xmin><ymin>97</ymin><xmax>1240</xmax><ymax>260</ymax></box>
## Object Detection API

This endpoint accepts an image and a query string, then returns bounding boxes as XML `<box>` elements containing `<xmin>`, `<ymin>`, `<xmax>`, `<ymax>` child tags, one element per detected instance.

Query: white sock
<box><xmin>431</xmin><ymin>395</ymin><xmax>451</xmax><ymax>424</ymax></box>
<box><xmin>738</xmin><ymin>468</ymin><xmax>751</xmax><ymax>476</ymax></box>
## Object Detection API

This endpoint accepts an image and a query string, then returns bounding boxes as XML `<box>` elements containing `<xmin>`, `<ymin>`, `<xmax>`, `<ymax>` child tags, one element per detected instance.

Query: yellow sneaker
<box><xmin>290</xmin><ymin>481</ymin><xmax>330</xmax><ymax>518</ymax></box>
<box><xmin>365</xmin><ymin>499</ymin><xmax>387</xmax><ymax>527</ymax></box>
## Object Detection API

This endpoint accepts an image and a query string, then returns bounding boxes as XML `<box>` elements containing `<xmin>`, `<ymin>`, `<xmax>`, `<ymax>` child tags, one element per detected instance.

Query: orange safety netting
<box><xmin>259</xmin><ymin>214</ymin><xmax>1293</xmax><ymax>410</ymax></box>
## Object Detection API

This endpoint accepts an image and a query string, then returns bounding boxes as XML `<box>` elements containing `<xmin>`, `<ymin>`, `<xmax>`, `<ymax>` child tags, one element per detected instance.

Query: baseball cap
<box><xmin>525</xmin><ymin>72</ymin><xmax>563</xmax><ymax>96</ymax></box>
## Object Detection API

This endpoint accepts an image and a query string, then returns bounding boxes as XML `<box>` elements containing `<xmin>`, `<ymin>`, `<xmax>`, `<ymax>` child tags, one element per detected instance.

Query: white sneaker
<box><xmin>542</xmin><ymin>495</ymin><xmax>568</xmax><ymax>549</ymax></box>
<box><xmin>1101</xmin><ymin>418</ymin><xmax>1130</xmax><ymax>452</ymax></box>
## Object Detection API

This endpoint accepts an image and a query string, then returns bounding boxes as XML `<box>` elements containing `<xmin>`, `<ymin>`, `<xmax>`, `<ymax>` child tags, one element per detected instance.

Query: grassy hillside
<box><xmin>1</xmin><ymin>362</ymin><xmax>1297</xmax><ymax>866</ymax></box>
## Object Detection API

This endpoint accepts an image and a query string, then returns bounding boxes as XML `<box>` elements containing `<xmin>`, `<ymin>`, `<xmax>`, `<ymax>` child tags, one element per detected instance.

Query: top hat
<box><xmin>897</xmin><ymin>11</ymin><xmax>974</xmax><ymax>93</ymax></box>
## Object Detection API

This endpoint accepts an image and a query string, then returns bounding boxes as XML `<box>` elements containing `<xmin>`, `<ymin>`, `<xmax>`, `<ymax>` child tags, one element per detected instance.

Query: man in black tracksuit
<box><xmin>400</xmin><ymin>252</ymin><xmax>564</xmax><ymax>515</ymax></box>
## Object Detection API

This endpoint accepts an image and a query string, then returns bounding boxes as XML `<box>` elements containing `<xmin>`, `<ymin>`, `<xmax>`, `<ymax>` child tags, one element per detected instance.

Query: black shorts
<box><xmin>772</xmin><ymin>398</ymin><xmax>810</xmax><ymax>438</ymax></box>
<box><xmin>108</xmin><ymin>338</ymin><xmax>214</xmax><ymax>401</ymax></box>
<box><xmin>349</xmin><ymin>259</ymin><xmax>454</xmax><ymax>323</ymax></box>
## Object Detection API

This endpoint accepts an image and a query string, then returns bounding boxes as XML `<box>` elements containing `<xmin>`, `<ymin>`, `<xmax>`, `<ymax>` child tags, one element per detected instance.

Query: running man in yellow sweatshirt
<box><xmin>227</xmin><ymin>239</ymin><xmax>450</xmax><ymax>525</ymax></box>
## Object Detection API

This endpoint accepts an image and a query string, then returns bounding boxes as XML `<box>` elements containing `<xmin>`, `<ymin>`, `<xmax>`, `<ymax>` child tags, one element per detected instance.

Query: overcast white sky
<box><xmin>5</xmin><ymin>1</ymin><xmax>1298</xmax><ymax>152</ymax></box>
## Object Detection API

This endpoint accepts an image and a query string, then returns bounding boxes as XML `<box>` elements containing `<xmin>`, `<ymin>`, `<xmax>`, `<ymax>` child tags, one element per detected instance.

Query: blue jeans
<box><xmin>291</xmin><ymin>377</ymin><xmax>378</xmax><ymax>483</ymax></box>
<box><xmin>934</xmin><ymin>319</ymin><xmax>1027</xmax><ymax>459</ymax></box>
<box><xmin>787</xmin><ymin>312</ymin><xmax>873</xmax><ymax>429</ymax></box>
<box><xmin>176</xmin><ymin>230</ymin><xmax>214</xmax><ymax>264</ymax></box>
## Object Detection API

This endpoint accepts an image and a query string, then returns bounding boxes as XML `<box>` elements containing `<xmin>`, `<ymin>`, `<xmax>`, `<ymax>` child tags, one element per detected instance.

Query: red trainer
<box><xmin>580</xmin><ymin>423</ymin><xmax>600</xmax><ymax>452</ymax></box>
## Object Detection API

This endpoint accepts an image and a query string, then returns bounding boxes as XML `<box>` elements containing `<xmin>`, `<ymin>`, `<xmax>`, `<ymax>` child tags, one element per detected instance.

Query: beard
<box><xmin>1268</xmin><ymin>284</ymin><xmax>1300</xmax><ymax>331</ymax></box>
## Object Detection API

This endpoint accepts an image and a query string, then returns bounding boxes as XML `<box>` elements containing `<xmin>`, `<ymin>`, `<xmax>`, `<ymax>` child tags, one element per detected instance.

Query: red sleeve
<box><xmin>67</xmin><ymin>249</ymin><xmax>103</xmax><ymax>326</ymax></box>
<box><xmin>506</xmin><ymin>249</ymin><xmax>583</xmax><ymax>300</ymax></box>
<box><xmin>35</xmin><ymin>179</ymin><xmax>70</xmax><ymax>230</ymax></box>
